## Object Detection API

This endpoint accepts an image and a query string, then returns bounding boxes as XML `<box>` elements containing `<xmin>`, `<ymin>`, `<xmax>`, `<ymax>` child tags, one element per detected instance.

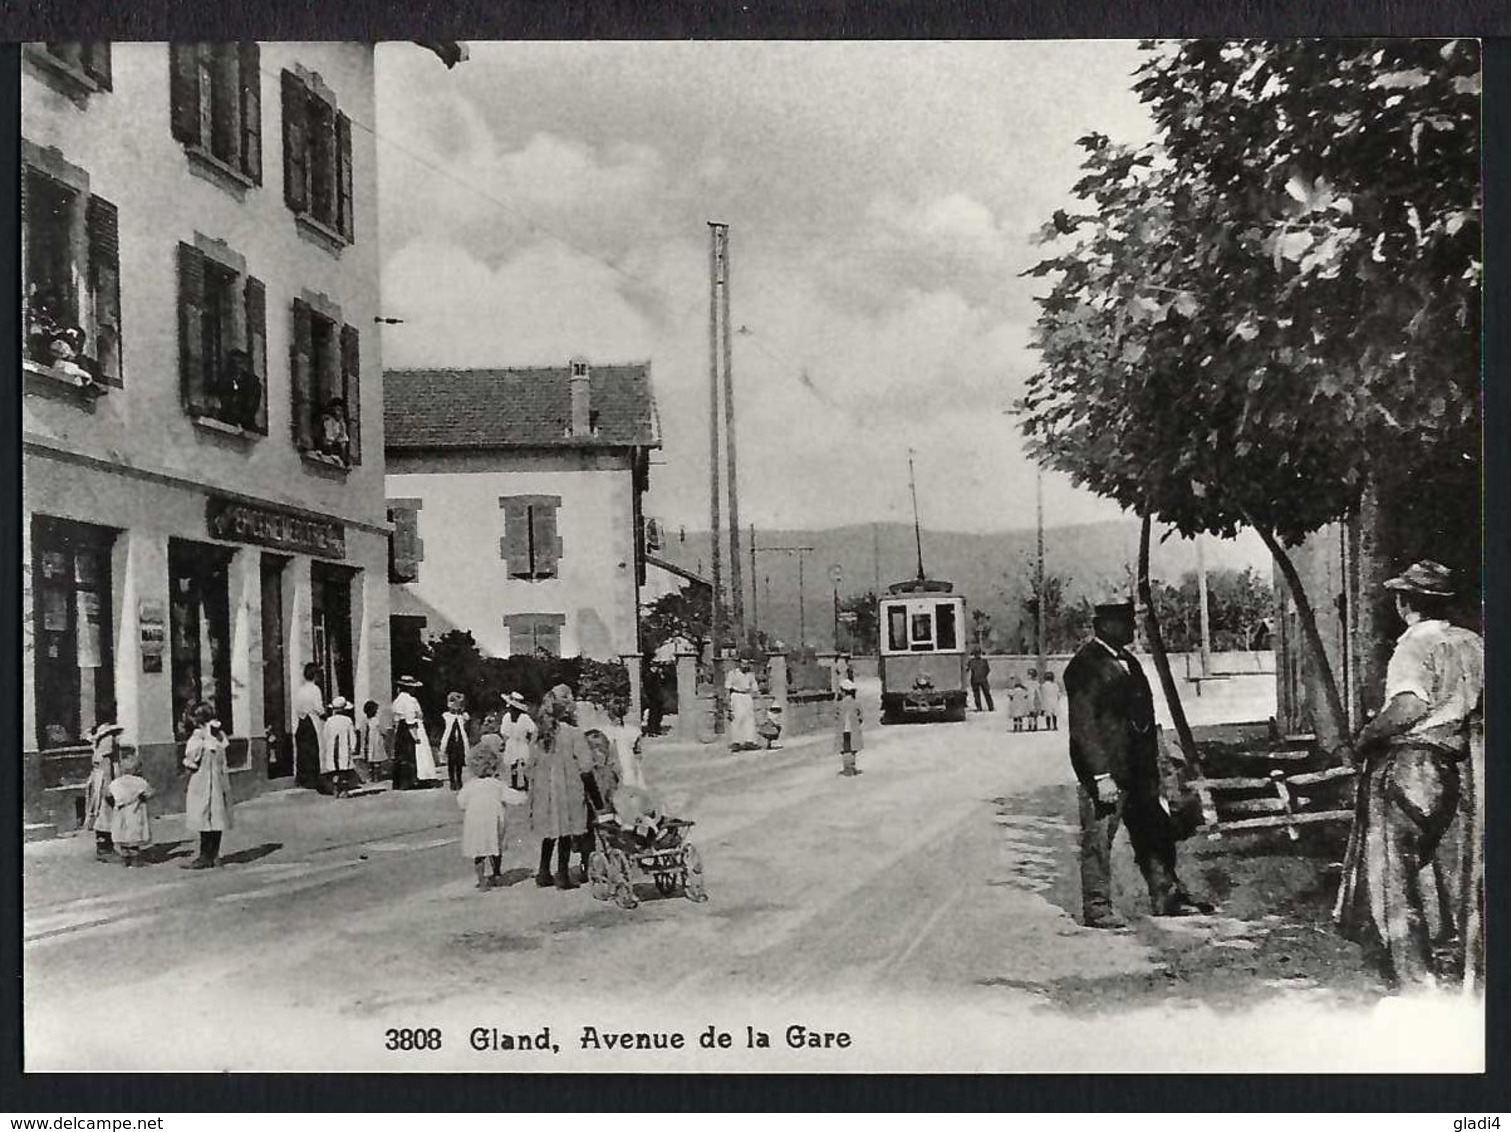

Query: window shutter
<box><xmin>238</xmin><ymin>43</ymin><xmax>262</xmax><ymax>184</ymax></box>
<box><xmin>209</xmin><ymin>48</ymin><xmax>239</xmax><ymax>163</ymax></box>
<box><xmin>536</xmin><ymin>619</ymin><xmax>561</xmax><ymax>658</ymax></box>
<box><xmin>336</xmin><ymin>111</ymin><xmax>354</xmax><ymax>243</ymax></box>
<box><xmin>177</xmin><ymin>242</ymin><xmax>206</xmax><ymax>412</ymax></box>
<box><xmin>290</xmin><ymin>298</ymin><xmax>314</xmax><ymax>450</ymax></box>
<box><xmin>86</xmin><ymin>195</ymin><xmax>122</xmax><ymax>386</ymax></box>
<box><xmin>341</xmin><ymin>323</ymin><xmax>361</xmax><ymax>464</ymax></box>
<box><xmin>531</xmin><ymin>504</ymin><xmax>559</xmax><ymax>578</ymax></box>
<box><xmin>243</xmin><ymin>274</ymin><xmax>267</xmax><ymax>432</ymax></box>
<box><xmin>500</xmin><ymin>500</ymin><xmax>529</xmax><ymax>577</ymax></box>
<box><xmin>82</xmin><ymin>43</ymin><xmax>112</xmax><ymax>91</ymax></box>
<box><xmin>170</xmin><ymin>44</ymin><xmax>202</xmax><ymax>146</ymax></box>
<box><xmin>281</xmin><ymin>70</ymin><xmax>308</xmax><ymax>214</ymax></box>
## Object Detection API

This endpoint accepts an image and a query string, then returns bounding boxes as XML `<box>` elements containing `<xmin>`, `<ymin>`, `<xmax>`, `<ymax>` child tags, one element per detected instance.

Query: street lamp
<box><xmin>829</xmin><ymin>564</ymin><xmax>843</xmax><ymax>652</ymax></box>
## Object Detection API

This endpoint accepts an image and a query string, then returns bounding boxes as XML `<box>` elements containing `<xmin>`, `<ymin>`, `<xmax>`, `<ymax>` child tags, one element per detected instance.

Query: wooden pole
<box><xmin>1197</xmin><ymin>533</ymin><xmax>1212</xmax><ymax>677</ymax></box>
<box><xmin>749</xmin><ymin>523</ymin><xmax>758</xmax><ymax>642</ymax></box>
<box><xmin>721</xmin><ymin>225</ymin><xmax>745</xmax><ymax>650</ymax></box>
<box><xmin>707</xmin><ymin>222</ymin><xmax>725</xmax><ymax>734</ymax></box>
<box><xmin>1036</xmin><ymin>468</ymin><xmax>1046</xmax><ymax>680</ymax></box>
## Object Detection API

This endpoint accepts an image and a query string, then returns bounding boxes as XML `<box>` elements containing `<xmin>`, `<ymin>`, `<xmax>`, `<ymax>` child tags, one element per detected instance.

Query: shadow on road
<box><xmin>219</xmin><ymin>842</ymin><xmax>284</xmax><ymax>866</ymax></box>
<box><xmin>136</xmin><ymin>840</ymin><xmax>194</xmax><ymax>865</ymax></box>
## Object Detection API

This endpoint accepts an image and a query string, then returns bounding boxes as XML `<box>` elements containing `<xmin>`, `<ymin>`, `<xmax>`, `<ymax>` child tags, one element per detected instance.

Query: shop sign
<box><xmin>206</xmin><ymin>496</ymin><xmax>346</xmax><ymax>560</ymax></box>
<box><xmin>139</xmin><ymin>599</ymin><xmax>165</xmax><ymax>673</ymax></box>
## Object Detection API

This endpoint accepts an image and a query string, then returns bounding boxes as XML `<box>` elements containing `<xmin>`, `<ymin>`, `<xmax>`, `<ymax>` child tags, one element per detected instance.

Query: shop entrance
<box><xmin>311</xmin><ymin>562</ymin><xmax>355</xmax><ymax>705</ymax></box>
<box><xmin>31</xmin><ymin>516</ymin><xmax>117</xmax><ymax>750</ymax></box>
<box><xmin>168</xmin><ymin>539</ymin><xmax>234</xmax><ymax>739</ymax></box>
<box><xmin>261</xmin><ymin>554</ymin><xmax>291</xmax><ymax>778</ymax></box>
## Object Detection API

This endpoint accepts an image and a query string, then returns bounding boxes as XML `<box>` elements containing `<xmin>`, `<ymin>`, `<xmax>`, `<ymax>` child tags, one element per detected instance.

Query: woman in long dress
<box><xmin>83</xmin><ymin>721</ymin><xmax>125</xmax><ymax>861</ymax></box>
<box><xmin>391</xmin><ymin>676</ymin><xmax>441</xmax><ymax>789</ymax></box>
<box><xmin>292</xmin><ymin>663</ymin><xmax>326</xmax><ymax>788</ymax></box>
<box><xmin>182</xmin><ymin>702</ymin><xmax>234</xmax><ymax>869</ymax></box>
<box><xmin>527</xmin><ymin>685</ymin><xmax>604</xmax><ymax>889</ymax></box>
<box><xmin>725</xmin><ymin>657</ymin><xmax>760</xmax><ymax>751</ymax></box>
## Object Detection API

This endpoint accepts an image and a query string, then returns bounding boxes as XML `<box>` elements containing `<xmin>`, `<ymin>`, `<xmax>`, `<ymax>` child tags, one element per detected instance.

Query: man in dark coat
<box><xmin>967</xmin><ymin>647</ymin><xmax>994</xmax><ymax>712</ymax></box>
<box><xmin>1064</xmin><ymin>601</ymin><xmax>1210</xmax><ymax>928</ymax></box>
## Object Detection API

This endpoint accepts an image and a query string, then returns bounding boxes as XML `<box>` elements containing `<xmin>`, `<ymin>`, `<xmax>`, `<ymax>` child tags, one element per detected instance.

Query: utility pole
<box><xmin>1036</xmin><ymin>467</ymin><xmax>1046</xmax><ymax>684</ymax></box>
<box><xmin>748</xmin><ymin>523</ymin><xmax>758</xmax><ymax>643</ymax></box>
<box><xmin>755</xmin><ymin>545</ymin><xmax>814</xmax><ymax>649</ymax></box>
<box><xmin>872</xmin><ymin>522</ymin><xmax>881</xmax><ymax>596</ymax></box>
<box><xmin>707</xmin><ymin>222</ymin><xmax>725</xmax><ymax>734</ymax></box>
<box><xmin>1196</xmin><ymin>533</ymin><xmax>1212</xmax><ymax>677</ymax></box>
<box><xmin>830</xmin><ymin>564</ymin><xmax>843</xmax><ymax>652</ymax></box>
<box><xmin>718</xmin><ymin>224</ymin><xmax>745</xmax><ymax>649</ymax></box>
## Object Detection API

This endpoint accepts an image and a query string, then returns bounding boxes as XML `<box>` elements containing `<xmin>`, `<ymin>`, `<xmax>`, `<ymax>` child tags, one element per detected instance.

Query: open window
<box><xmin>281</xmin><ymin>68</ymin><xmax>354</xmax><ymax>246</ymax></box>
<box><xmin>170</xmin><ymin>44</ymin><xmax>262</xmax><ymax>188</ymax></box>
<box><xmin>177</xmin><ymin>240</ymin><xmax>267</xmax><ymax>433</ymax></box>
<box><xmin>290</xmin><ymin>297</ymin><xmax>361</xmax><ymax>467</ymax></box>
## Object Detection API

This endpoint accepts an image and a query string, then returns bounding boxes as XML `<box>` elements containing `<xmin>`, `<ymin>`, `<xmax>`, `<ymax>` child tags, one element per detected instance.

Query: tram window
<box><xmin>936</xmin><ymin>603</ymin><xmax>958</xmax><ymax>650</ymax></box>
<box><xmin>910</xmin><ymin>612</ymin><xmax>933</xmax><ymax>651</ymax></box>
<box><xmin>887</xmin><ymin>606</ymin><xmax>908</xmax><ymax>651</ymax></box>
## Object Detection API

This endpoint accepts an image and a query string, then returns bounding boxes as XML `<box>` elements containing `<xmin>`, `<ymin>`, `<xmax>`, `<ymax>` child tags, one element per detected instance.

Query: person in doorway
<box><xmin>527</xmin><ymin>685</ymin><xmax>605</xmax><ymax>890</ymax></box>
<box><xmin>1039</xmin><ymin>671</ymin><xmax>1062</xmax><ymax>731</ymax></box>
<box><xmin>726</xmin><ymin>656</ymin><xmax>760</xmax><ymax>751</ymax></box>
<box><xmin>440</xmin><ymin>691</ymin><xmax>471</xmax><ymax>791</ymax></box>
<box><xmin>837</xmin><ymin>679</ymin><xmax>864</xmax><ymax>776</ymax></box>
<box><xmin>84</xmin><ymin>721</ymin><xmax>126</xmax><ymax>861</ymax></box>
<box><xmin>182</xmin><ymin>703</ymin><xmax>234</xmax><ymax>870</ymax></box>
<box><xmin>967</xmin><ymin>648</ymin><xmax>994</xmax><ymax>712</ymax></box>
<box><xmin>107</xmin><ymin>751</ymin><xmax>154</xmax><ymax>868</ymax></box>
<box><xmin>292</xmin><ymin>663</ymin><xmax>326</xmax><ymax>789</ymax></box>
<box><xmin>356</xmin><ymin>700</ymin><xmax>384</xmax><ymax>782</ymax></box>
<box><xmin>1064</xmin><ymin>601</ymin><xmax>1211</xmax><ymax>928</ymax></box>
<box><xmin>642</xmin><ymin>661</ymin><xmax>666</xmax><ymax>736</ymax></box>
<box><xmin>458</xmin><ymin>734</ymin><xmax>509</xmax><ymax>890</ymax></box>
<box><xmin>1007</xmin><ymin>677</ymin><xmax>1030</xmax><ymax>732</ymax></box>
<box><xmin>498</xmin><ymin>692</ymin><xmax>537</xmax><ymax>792</ymax></box>
<box><xmin>321</xmin><ymin>696</ymin><xmax>359</xmax><ymax>797</ymax></box>
<box><xmin>1333</xmin><ymin>560</ymin><xmax>1484</xmax><ymax>989</ymax></box>
<box><xmin>391</xmin><ymin>676</ymin><xmax>441</xmax><ymax>790</ymax></box>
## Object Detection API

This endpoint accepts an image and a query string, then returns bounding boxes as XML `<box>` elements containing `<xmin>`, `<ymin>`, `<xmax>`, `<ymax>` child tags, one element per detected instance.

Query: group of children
<box><xmin>1005</xmin><ymin>671</ymin><xmax>1061</xmax><ymax>733</ymax></box>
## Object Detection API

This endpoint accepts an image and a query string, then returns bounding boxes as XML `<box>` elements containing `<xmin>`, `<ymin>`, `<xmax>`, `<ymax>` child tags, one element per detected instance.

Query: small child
<box><xmin>322</xmin><ymin>696</ymin><xmax>359</xmax><ymax>797</ymax></box>
<box><xmin>758</xmin><ymin>704</ymin><xmax>784</xmax><ymax>750</ymax></box>
<box><xmin>440</xmin><ymin>690</ymin><xmax>470</xmax><ymax>792</ymax></box>
<box><xmin>1007</xmin><ymin>678</ymin><xmax>1030</xmax><ymax>732</ymax></box>
<box><xmin>458</xmin><ymin>734</ymin><xmax>508</xmax><ymax>889</ymax></box>
<box><xmin>108</xmin><ymin>752</ymin><xmax>154</xmax><ymax>867</ymax></box>
<box><xmin>837</xmin><ymin>679</ymin><xmax>863</xmax><ymax>776</ymax></box>
<box><xmin>357</xmin><ymin>699</ymin><xmax>384</xmax><ymax>782</ymax></box>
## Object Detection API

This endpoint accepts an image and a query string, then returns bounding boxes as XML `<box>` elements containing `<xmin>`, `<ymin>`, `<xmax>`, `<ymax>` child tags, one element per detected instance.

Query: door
<box><xmin>260</xmin><ymin>554</ymin><xmax>290</xmax><ymax>777</ymax></box>
<box><xmin>311</xmin><ymin>562</ymin><xmax>354</xmax><ymax>703</ymax></box>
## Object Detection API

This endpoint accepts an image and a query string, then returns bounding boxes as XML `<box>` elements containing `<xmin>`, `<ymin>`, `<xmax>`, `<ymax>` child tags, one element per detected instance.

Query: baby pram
<box><xmin>587</xmin><ymin>811</ymin><xmax>707</xmax><ymax>910</ymax></box>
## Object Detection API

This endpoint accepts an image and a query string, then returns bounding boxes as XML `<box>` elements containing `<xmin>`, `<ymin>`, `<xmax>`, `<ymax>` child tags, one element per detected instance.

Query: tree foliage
<box><xmin>1151</xmin><ymin>566</ymin><xmax>1274</xmax><ymax>652</ymax></box>
<box><xmin>641</xmin><ymin>585</ymin><xmax>714</xmax><ymax>658</ymax></box>
<box><xmin>1016</xmin><ymin>40</ymin><xmax>1480</xmax><ymax>741</ymax></box>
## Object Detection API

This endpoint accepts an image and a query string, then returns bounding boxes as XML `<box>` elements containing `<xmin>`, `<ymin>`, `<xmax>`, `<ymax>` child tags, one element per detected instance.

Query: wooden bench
<box><xmin>1189</xmin><ymin>764</ymin><xmax>1357</xmax><ymax>841</ymax></box>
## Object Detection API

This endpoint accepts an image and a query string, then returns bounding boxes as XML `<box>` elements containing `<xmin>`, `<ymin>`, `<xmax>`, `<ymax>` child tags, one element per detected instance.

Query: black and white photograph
<box><xmin>17</xmin><ymin>35</ymin><xmax>1484</xmax><ymax>1074</ymax></box>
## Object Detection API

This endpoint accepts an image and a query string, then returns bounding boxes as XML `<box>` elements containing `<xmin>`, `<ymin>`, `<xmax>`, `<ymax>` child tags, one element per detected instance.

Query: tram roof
<box><xmin>885</xmin><ymin>578</ymin><xmax>956</xmax><ymax>595</ymax></box>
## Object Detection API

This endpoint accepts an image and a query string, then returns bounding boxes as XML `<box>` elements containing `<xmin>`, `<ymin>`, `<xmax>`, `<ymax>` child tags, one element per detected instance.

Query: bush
<box><xmin>415</xmin><ymin>630</ymin><xmax>631</xmax><ymax>722</ymax></box>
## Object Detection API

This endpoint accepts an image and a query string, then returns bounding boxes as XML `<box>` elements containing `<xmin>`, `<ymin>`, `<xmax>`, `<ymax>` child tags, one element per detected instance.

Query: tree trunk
<box><xmin>1253</xmin><ymin>522</ymin><xmax>1350</xmax><ymax>750</ymax></box>
<box><xmin>1138</xmin><ymin>512</ymin><xmax>1200</xmax><ymax>766</ymax></box>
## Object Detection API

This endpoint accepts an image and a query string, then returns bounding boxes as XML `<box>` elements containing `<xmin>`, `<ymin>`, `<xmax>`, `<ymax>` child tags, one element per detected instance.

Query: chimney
<box><xmin>569</xmin><ymin>358</ymin><xmax>591</xmax><ymax>437</ymax></box>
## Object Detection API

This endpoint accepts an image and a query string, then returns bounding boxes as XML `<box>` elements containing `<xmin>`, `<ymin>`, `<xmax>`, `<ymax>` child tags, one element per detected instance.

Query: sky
<box><xmin>374</xmin><ymin>40</ymin><xmax>1158</xmax><ymax>535</ymax></box>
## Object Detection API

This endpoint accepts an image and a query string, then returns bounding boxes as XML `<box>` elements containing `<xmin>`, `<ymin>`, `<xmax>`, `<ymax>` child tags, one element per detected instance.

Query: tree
<box><xmin>641</xmin><ymin>584</ymin><xmax>713</xmax><ymax>659</ymax></box>
<box><xmin>1017</xmin><ymin>40</ymin><xmax>1479</xmax><ymax>748</ymax></box>
<box><xmin>1002</xmin><ymin>555</ymin><xmax>1094</xmax><ymax>654</ymax></box>
<box><xmin>1152</xmin><ymin>566</ymin><xmax>1275</xmax><ymax>652</ymax></box>
<box><xmin>969</xmin><ymin>608</ymin><xmax>994</xmax><ymax>651</ymax></box>
<box><xmin>838</xmin><ymin>590</ymin><xmax>880</xmax><ymax>655</ymax></box>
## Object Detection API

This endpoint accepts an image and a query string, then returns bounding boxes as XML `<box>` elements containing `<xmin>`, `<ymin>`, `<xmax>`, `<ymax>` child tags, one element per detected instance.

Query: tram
<box><xmin>878</xmin><ymin>577</ymin><xmax>968</xmax><ymax>724</ymax></box>
<box><xmin>876</xmin><ymin>451</ymin><xmax>968</xmax><ymax>724</ymax></box>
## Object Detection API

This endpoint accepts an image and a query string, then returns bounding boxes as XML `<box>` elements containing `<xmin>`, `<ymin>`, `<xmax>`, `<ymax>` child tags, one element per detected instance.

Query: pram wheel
<box><xmin>588</xmin><ymin>849</ymin><xmax>611</xmax><ymax>901</ymax></box>
<box><xmin>682</xmin><ymin>841</ymin><xmax>707</xmax><ymax>903</ymax></box>
<box><xmin>654</xmin><ymin>872</ymin><xmax>678</xmax><ymax>896</ymax></box>
<box><xmin>608</xmin><ymin>848</ymin><xmax>639</xmax><ymax>910</ymax></box>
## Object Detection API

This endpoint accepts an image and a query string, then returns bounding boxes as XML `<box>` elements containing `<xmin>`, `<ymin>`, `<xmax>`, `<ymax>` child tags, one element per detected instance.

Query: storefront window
<box><xmin>169</xmin><ymin>539</ymin><xmax>233</xmax><ymax>739</ymax></box>
<box><xmin>311</xmin><ymin>562</ymin><xmax>355</xmax><ymax>703</ymax></box>
<box><xmin>32</xmin><ymin>517</ymin><xmax>117</xmax><ymax>749</ymax></box>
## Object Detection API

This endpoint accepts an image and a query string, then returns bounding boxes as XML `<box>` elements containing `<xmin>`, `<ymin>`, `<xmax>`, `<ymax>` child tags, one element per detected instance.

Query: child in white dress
<box><xmin>458</xmin><ymin>735</ymin><xmax>511</xmax><ymax>889</ymax></box>
<box><xmin>108</xmin><ymin>752</ymin><xmax>154</xmax><ymax>867</ymax></box>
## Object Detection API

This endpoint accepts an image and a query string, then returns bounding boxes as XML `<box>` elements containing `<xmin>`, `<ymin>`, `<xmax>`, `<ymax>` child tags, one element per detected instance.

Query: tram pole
<box><xmin>721</xmin><ymin>225</ymin><xmax>745</xmax><ymax>651</ymax></box>
<box><xmin>707</xmin><ymin>222</ymin><xmax>725</xmax><ymax>735</ymax></box>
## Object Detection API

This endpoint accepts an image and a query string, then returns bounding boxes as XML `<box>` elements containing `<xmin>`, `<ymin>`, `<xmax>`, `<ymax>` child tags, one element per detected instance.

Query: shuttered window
<box><xmin>177</xmin><ymin>240</ymin><xmax>267</xmax><ymax>433</ymax></box>
<box><xmin>291</xmin><ymin>298</ymin><xmax>360</xmax><ymax>467</ymax></box>
<box><xmin>499</xmin><ymin>496</ymin><xmax>563</xmax><ymax>580</ymax></box>
<box><xmin>169</xmin><ymin>44</ymin><xmax>262</xmax><ymax>186</ymax></box>
<box><xmin>387</xmin><ymin>499</ymin><xmax>424</xmax><ymax>583</ymax></box>
<box><xmin>27</xmin><ymin>43</ymin><xmax>112</xmax><ymax>95</ymax></box>
<box><xmin>504</xmin><ymin>614</ymin><xmax>566</xmax><ymax>659</ymax></box>
<box><xmin>281</xmin><ymin>69</ymin><xmax>354</xmax><ymax>245</ymax></box>
<box><xmin>21</xmin><ymin>150</ymin><xmax>123</xmax><ymax>388</ymax></box>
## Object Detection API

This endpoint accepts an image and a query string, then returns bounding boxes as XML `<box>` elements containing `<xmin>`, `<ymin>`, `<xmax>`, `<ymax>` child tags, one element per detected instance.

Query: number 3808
<box><xmin>385</xmin><ymin>1027</ymin><xmax>443</xmax><ymax>1051</ymax></box>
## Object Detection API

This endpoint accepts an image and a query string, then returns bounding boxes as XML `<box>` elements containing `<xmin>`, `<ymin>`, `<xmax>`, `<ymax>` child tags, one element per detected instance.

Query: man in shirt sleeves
<box><xmin>1334</xmin><ymin>560</ymin><xmax>1484</xmax><ymax>989</ymax></box>
<box><xmin>1064</xmin><ymin>600</ymin><xmax>1210</xmax><ymax>929</ymax></box>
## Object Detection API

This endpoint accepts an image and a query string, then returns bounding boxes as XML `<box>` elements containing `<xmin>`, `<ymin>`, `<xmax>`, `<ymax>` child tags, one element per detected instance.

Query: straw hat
<box><xmin>396</xmin><ymin>675</ymin><xmax>423</xmax><ymax>689</ymax></box>
<box><xmin>502</xmin><ymin>691</ymin><xmax>528</xmax><ymax>711</ymax></box>
<box><xmin>1383</xmin><ymin>560</ymin><xmax>1456</xmax><ymax>598</ymax></box>
<box><xmin>88</xmin><ymin>722</ymin><xmax>125</xmax><ymax>744</ymax></box>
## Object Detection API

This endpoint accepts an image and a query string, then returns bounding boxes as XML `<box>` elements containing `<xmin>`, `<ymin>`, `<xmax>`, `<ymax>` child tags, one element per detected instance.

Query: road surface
<box><xmin>23</xmin><ymin>687</ymin><xmax>1479</xmax><ymax>1073</ymax></box>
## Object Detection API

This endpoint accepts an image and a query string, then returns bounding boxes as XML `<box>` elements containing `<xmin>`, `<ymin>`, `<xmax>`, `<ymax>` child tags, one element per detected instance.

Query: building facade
<box><xmin>384</xmin><ymin>363</ymin><xmax>659</xmax><ymax>674</ymax></box>
<box><xmin>20</xmin><ymin>42</ymin><xmax>449</xmax><ymax>831</ymax></box>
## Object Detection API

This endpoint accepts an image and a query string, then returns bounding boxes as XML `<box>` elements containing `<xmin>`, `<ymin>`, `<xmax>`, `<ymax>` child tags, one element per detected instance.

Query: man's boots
<box><xmin>555</xmin><ymin>838</ymin><xmax>578</xmax><ymax>890</ymax></box>
<box><xmin>536</xmin><ymin>839</ymin><xmax>554</xmax><ymax>887</ymax></box>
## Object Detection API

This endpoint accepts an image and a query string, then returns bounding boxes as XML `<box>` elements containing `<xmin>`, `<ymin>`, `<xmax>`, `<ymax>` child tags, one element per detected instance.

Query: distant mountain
<box><xmin>650</xmin><ymin>518</ymin><xmax>1272</xmax><ymax>650</ymax></box>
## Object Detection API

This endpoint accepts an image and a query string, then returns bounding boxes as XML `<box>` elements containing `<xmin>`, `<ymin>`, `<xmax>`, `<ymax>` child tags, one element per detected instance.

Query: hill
<box><xmin>649</xmin><ymin>518</ymin><xmax>1272</xmax><ymax>650</ymax></box>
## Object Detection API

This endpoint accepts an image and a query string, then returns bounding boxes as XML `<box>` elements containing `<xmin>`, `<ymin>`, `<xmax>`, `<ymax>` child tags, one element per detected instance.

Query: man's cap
<box><xmin>1094</xmin><ymin>600</ymin><xmax>1136</xmax><ymax>618</ymax></box>
<box><xmin>1384</xmin><ymin>559</ymin><xmax>1456</xmax><ymax>598</ymax></box>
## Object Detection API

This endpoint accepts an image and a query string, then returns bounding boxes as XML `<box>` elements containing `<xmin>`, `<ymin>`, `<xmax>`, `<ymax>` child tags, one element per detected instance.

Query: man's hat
<box><xmin>1384</xmin><ymin>560</ymin><xmax>1456</xmax><ymax>598</ymax></box>
<box><xmin>396</xmin><ymin>675</ymin><xmax>423</xmax><ymax>689</ymax></box>
<box><xmin>1093</xmin><ymin>600</ymin><xmax>1136</xmax><ymax>619</ymax></box>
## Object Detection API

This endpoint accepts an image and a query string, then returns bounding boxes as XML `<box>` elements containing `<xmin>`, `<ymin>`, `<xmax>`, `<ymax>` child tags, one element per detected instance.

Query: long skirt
<box><xmin>294</xmin><ymin>717</ymin><xmax>321</xmax><ymax>788</ymax></box>
<box><xmin>1334</xmin><ymin>744</ymin><xmax>1468</xmax><ymax>988</ymax></box>
<box><xmin>728</xmin><ymin>691</ymin><xmax>758</xmax><ymax>747</ymax></box>
<box><xmin>392</xmin><ymin>724</ymin><xmax>417</xmax><ymax>790</ymax></box>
